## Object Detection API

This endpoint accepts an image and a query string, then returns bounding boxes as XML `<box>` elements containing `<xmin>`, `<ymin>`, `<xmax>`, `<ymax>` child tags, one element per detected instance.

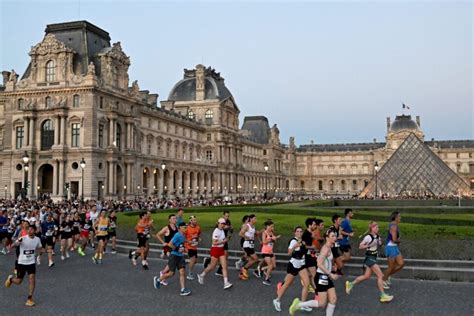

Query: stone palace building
<box><xmin>0</xmin><ymin>21</ymin><xmax>472</xmax><ymax>200</ymax></box>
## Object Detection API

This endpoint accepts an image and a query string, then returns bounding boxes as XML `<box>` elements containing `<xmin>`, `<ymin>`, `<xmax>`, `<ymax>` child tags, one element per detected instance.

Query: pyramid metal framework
<box><xmin>360</xmin><ymin>133</ymin><xmax>471</xmax><ymax>197</ymax></box>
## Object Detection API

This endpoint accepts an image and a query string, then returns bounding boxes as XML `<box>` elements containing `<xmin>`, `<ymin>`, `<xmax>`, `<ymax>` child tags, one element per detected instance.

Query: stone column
<box><xmin>52</xmin><ymin>160</ymin><xmax>58</xmax><ymax>196</ymax></box>
<box><xmin>108</xmin><ymin>161</ymin><xmax>115</xmax><ymax>195</ymax></box>
<box><xmin>54</xmin><ymin>116</ymin><xmax>60</xmax><ymax>145</ymax></box>
<box><xmin>58</xmin><ymin>160</ymin><xmax>65</xmax><ymax>197</ymax></box>
<box><xmin>29</xmin><ymin>118</ymin><xmax>35</xmax><ymax>147</ymax></box>
<box><xmin>61</xmin><ymin>116</ymin><xmax>67</xmax><ymax>146</ymax></box>
<box><xmin>109</xmin><ymin>118</ymin><xmax>115</xmax><ymax>146</ymax></box>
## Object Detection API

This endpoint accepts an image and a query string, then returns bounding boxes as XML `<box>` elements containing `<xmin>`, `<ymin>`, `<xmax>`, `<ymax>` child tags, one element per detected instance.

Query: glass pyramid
<box><xmin>360</xmin><ymin>133</ymin><xmax>471</xmax><ymax>197</ymax></box>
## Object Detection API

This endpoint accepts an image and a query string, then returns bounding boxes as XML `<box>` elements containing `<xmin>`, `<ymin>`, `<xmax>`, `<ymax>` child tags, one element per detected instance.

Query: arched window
<box><xmin>205</xmin><ymin>109</ymin><xmax>213</xmax><ymax>125</ymax></box>
<box><xmin>41</xmin><ymin>120</ymin><xmax>54</xmax><ymax>150</ymax></box>
<box><xmin>188</xmin><ymin>110</ymin><xmax>195</xmax><ymax>120</ymax></box>
<box><xmin>112</xmin><ymin>66</ymin><xmax>119</xmax><ymax>87</ymax></box>
<box><xmin>45</xmin><ymin>60</ymin><xmax>56</xmax><ymax>82</ymax></box>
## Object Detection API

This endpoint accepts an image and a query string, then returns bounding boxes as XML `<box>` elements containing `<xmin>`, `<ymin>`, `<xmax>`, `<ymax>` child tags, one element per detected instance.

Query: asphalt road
<box><xmin>1</xmin><ymin>248</ymin><xmax>473</xmax><ymax>316</ymax></box>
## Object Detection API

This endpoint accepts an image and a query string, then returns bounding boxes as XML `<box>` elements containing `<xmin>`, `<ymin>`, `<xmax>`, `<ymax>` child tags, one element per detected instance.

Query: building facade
<box><xmin>0</xmin><ymin>21</ymin><xmax>472</xmax><ymax>200</ymax></box>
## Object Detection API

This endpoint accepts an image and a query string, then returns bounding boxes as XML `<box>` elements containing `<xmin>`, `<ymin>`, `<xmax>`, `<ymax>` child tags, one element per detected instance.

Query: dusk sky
<box><xmin>1</xmin><ymin>0</ymin><xmax>472</xmax><ymax>145</ymax></box>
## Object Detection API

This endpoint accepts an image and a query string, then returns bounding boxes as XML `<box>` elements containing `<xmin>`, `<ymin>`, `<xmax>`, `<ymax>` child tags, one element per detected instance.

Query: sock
<box><xmin>326</xmin><ymin>303</ymin><xmax>336</xmax><ymax>316</ymax></box>
<box><xmin>201</xmin><ymin>272</ymin><xmax>206</xmax><ymax>277</ymax></box>
<box><xmin>224</xmin><ymin>277</ymin><xmax>229</xmax><ymax>283</ymax></box>
<box><xmin>99</xmin><ymin>253</ymin><xmax>103</xmax><ymax>259</ymax></box>
<box><xmin>94</xmin><ymin>253</ymin><xmax>98</xmax><ymax>259</ymax></box>
<box><xmin>299</xmin><ymin>300</ymin><xmax>319</xmax><ymax>308</ymax></box>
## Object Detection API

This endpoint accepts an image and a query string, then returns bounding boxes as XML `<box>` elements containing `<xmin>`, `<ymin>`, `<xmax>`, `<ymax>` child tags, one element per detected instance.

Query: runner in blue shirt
<box><xmin>339</xmin><ymin>208</ymin><xmax>354</xmax><ymax>267</ymax></box>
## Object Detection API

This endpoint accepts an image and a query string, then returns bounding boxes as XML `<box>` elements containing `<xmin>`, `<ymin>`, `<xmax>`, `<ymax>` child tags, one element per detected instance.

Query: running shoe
<box><xmin>253</xmin><ymin>269</ymin><xmax>261</xmax><ymax>278</ymax></box>
<box><xmin>92</xmin><ymin>256</ymin><xmax>98</xmax><ymax>264</ymax></box>
<box><xmin>78</xmin><ymin>247</ymin><xmax>85</xmax><ymax>257</ymax></box>
<box><xmin>241</xmin><ymin>268</ymin><xmax>249</xmax><ymax>278</ymax></box>
<box><xmin>308</xmin><ymin>284</ymin><xmax>315</xmax><ymax>293</ymax></box>
<box><xmin>380</xmin><ymin>293</ymin><xmax>394</xmax><ymax>303</ymax></box>
<box><xmin>25</xmin><ymin>299</ymin><xmax>35</xmax><ymax>307</ymax></box>
<box><xmin>263</xmin><ymin>279</ymin><xmax>272</xmax><ymax>286</ymax></box>
<box><xmin>386</xmin><ymin>277</ymin><xmax>392</xmax><ymax>285</ymax></box>
<box><xmin>111</xmin><ymin>249</ymin><xmax>117</xmax><ymax>254</ymax></box>
<box><xmin>48</xmin><ymin>262</ymin><xmax>55</xmax><ymax>268</ymax></box>
<box><xmin>383</xmin><ymin>281</ymin><xmax>390</xmax><ymax>290</ymax></box>
<box><xmin>36</xmin><ymin>257</ymin><xmax>41</xmax><ymax>265</ymax></box>
<box><xmin>5</xmin><ymin>275</ymin><xmax>13</xmax><ymax>288</ymax></box>
<box><xmin>239</xmin><ymin>272</ymin><xmax>248</xmax><ymax>280</ymax></box>
<box><xmin>223</xmin><ymin>282</ymin><xmax>233</xmax><ymax>289</ymax></box>
<box><xmin>98</xmin><ymin>259</ymin><xmax>103</xmax><ymax>264</ymax></box>
<box><xmin>180</xmin><ymin>288</ymin><xmax>192</xmax><ymax>296</ymax></box>
<box><xmin>235</xmin><ymin>259</ymin><xmax>242</xmax><ymax>270</ymax></box>
<box><xmin>197</xmin><ymin>273</ymin><xmax>204</xmax><ymax>285</ymax></box>
<box><xmin>66</xmin><ymin>252</ymin><xmax>70</xmax><ymax>258</ymax></box>
<box><xmin>132</xmin><ymin>257</ymin><xmax>137</xmax><ymax>266</ymax></box>
<box><xmin>289</xmin><ymin>298</ymin><xmax>300</xmax><ymax>315</ymax></box>
<box><xmin>0</xmin><ymin>248</ymin><xmax>6</xmax><ymax>255</ymax></box>
<box><xmin>277</xmin><ymin>281</ymin><xmax>283</xmax><ymax>293</ymax></box>
<box><xmin>143</xmin><ymin>263</ymin><xmax>149</xmax><ymax>270</ymax></box>
<box><xmin>187</xmin><ymin>273</ymin><xmax>195</xmax><ymax>281</ymax></box>
<box><xmin>257</xmin><ymin>265</ymin><xmax>262</xmax><ymax>278</ymax></box>
<box><xmin>300</xmin><ymin>306</ymin><xmax>312</xmax><ymax>312</ymax></box>
<box><xmin>128</xmin><ymin>250</ymin><xmax>133</xmax><ymax>259</ymax></box>
<box><xmin>273</xmin><ymin>299</ymin><xmax>281</xmax><ymax>312</ymax></box>
<box><xmin>345</xmin><ymin>281</ymin><xmax>353</xmax><ymax>295</ymax></box>
<box><xmin>159</xmin><ymin>271</ymin><xmax>168</xmax><ymax>285</ymax></box>
<box><xmin>153</xmin><ymin>276</ymin><xmax>161</xmax><ymax>289</ymax></box>
<box><xmin>61</xmin><ymin>255</ymin><xmax>65</xmax><ymax>261</ymax></box>
<box><xmin>215</xmin><ymin>271</ymin><xmax>223</xmax><ymax>277</ymax></box>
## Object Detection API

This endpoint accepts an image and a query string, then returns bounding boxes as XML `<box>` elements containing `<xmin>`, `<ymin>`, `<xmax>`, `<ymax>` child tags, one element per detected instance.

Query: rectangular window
<box><xmin>45</xmin><ymin>97</ymin><xmax>52</xmax><ymax>108</ymax></box>
<box><xmin>207</xmin><ymin>133</ymin><xmax>212</xmax><ymax>141</ymax></box>
<box><xmin>206</xmin><ymin>150</ymin><xmax>213</xmax><ymax>161</ymax></box>
<box><xmin>99</xmin><ymin>96</ymin><xmax>104</xmax><ymax>109</ymax></box>
<box><xmin>73</xmin><ymin>95</ymin><xmax>80</xmax><ymax>108</ymax></box>
<box><xmin>98</xmin><ymin>124</ymin><xmax>104</xmax><ymax>148</ymax></box>
<box><xmin>71</xmin><ymin>123</ymin><xmax>80</xmax><ymax>147</ymax></box>
<box><xmin>16</xmin><ymin>126</ymin><xmax>24</xmax><ymax>149</ymax></box>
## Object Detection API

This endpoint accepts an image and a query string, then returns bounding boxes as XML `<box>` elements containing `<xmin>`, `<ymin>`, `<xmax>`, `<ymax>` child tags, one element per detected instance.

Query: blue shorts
<box><xmin>385</xmin><ymin>245</ymin><xmax>401</xmax><ymax>258</ymax></box>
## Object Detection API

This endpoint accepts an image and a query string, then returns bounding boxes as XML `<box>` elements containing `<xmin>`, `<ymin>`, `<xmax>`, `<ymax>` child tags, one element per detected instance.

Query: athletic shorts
<box><xmin>187</xmin><ymin>249</ymin><xmax>198</xmax><ymax>258</ymax></box>
<box><xmin>162</xmin><ymin>246</ymin><xmax>171</xmax><ymax>255</ymax></box>
<box><xmin>287</xmin><ymin>261</ymin><xmax>304</xmax><ymax>276</ymax></box>
<box><xmin>363</xmin><ymin>255</ymin><xmax>378</xmax><ymax>268</ymax></box>
<box><xmin>223</xmin><ymin>242</ymin><xmax>229</xmax><ymax>251</ymax></box>
<box><xmin>97</xmin><ymin>235</ymin><xmax>108</xmax><ymax>242</ymax></box>
<box><xmin>137</xmin><ymin>234</ymin><xmax>148</xmax><ymax>248</ymax></box>
<box><xmin>331</xmin><ymin>246</ymin><xmax>341</xmax><ymax>259</ymax></box>
<box><xmin>315</xmin><ymin>272</ymin><xmax>334</xmax><ymax>292</ymax></box>
<box><xmin>80</xmin><ymin>231</ymin><xmax>90</xmax><ymax>239</ymax></box>
<box><xmin>304</xmin><ymin>255</ymin><xmax>317</xmax><ymax>268</ymax></box>
<box><xmin>262</xmin><ymin>253</ymin><xmax>274</xmax><ymax>258</ymax></box>
<box><xmin>61</xmin><ymin>232</ymin><xmax>72</xmax><ymax>240</ymax></box>
<box><xmin>41</xmin><ymin>237</ymin><xmax>54</xmax><ymax>248</ymax></box>
<box><xmin>244</xmin><ymin>247</ymin><xmax>255</xmax><ymax>256</ymax></box>
<box><xmin>168</xmin><ymin>254</ymin><xmax>186</xmax><ymax>271</ymax></box>
<box><xmin>210</xmin><ymin>247</ymin><xmax>225</xmax><ymax>258</ymax></box>
<box><xmin>72</xmin><ymin>228</ymin><xmax>80</xmax><ymax>235</ymax></box>
<box><xmin>0</xmin><ymin>231</ymin><xmax>7</xmax><ymax>241</ymax></box>
<box><xmin>107</xmin><ymin>231</ymin><xmax>116</xmax><ymax>238</ymax></box>
<box><xmin>240</xmin><ymin>238</ymin><xmax>244</xmax><ymax>248</ymax></box>
<box><xmin>339</xmin><ymin>244</ymin><xmax>351</xmax><ymax>253</ymax></box>
<box><xmin>17</xmin><ymin>263</ymin><xmax>36</xmax><ymax>279</ymax></box>
<box><xmin>385</xmin><ymin>245</ymin><xmax>401</xmax><ymax>258</ymax></box>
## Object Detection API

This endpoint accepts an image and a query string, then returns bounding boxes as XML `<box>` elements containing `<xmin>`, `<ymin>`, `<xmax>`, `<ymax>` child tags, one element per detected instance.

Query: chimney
<box><xmin>2</xmin><ymin>71</ymin><xmax>10</xmax><ymax>86</ymax></box>
<box><xmin>386</xmin><ymin>117</ymin><xmax>391</xmax><ymax>132</ymax></box>
<box><xmin>195</xmin><ymin>64</ymin><xmax>205</xmax><ymax>101</ymax></box>
<box><xmin>416</xmin><ymin>116</ymin><xmax>420</xmax><ymax>128</ymax></box>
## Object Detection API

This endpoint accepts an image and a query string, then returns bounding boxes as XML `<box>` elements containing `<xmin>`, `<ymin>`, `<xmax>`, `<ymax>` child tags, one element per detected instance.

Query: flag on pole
<box><xmin>402</xmin><ymin>103</ymin><xmax>410</xmax><ymax>110</ymax></box>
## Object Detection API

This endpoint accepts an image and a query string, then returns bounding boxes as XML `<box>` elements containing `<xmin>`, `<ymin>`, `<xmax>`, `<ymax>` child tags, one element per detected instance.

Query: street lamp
<box><xmin>374</xmin><ymin>161</ymin><xmax>379</xmax><ymax>199</ymax></box>
<box><xmin>124</xmin><ymin>185</ymin><xmax>127</xmax><ymax>197</ymax></box>
<box><xmin>80</xmin><ymin>158</ymin><xmax>86</xmax><ymax>202</ymax></box>
<box><xmin>4</xmin><ymin>185</ymin><xmax>7</xmax><ymax>199</ymax></box>
<box><xmin>264</xmin><ymin>164</ymin><xmax>269</xmax><ymax>199</ymax></box>
<box><xmin>22</xmin><ymin>151</ymin><xmax>29</xmax><ymax>198</ymax></box>
<box><xmin>101</xmin><ymin>184</ymin><xmax>105</xmax><ymax>201</ymax></box>
<box><xmin>237</xmin><ymin>184</ymin><xmax>242</xmax><ymax>199</ymax></box>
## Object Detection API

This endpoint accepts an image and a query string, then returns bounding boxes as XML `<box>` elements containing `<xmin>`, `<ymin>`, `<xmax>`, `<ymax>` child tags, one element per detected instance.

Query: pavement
<box><xmin>1</xmin><ymin>248</ymin><xmax>473</xmax><ymax>316</ymax></box>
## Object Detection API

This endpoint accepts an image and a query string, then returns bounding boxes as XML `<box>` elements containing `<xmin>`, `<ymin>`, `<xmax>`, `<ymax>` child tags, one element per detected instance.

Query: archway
<box><xmin>37</xmin><ymin>164</ymin><xmax>53</xmax><ymax>196</ymax></box>
<box><xmin>116</xmin><ymin>165</ymin><xmax>124</xmax><ymax>197</ymax></box>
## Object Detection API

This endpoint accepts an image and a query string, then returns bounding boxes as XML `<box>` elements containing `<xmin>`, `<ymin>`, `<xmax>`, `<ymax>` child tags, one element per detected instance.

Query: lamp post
<box><xmin>124</xmin><ymin>185</ymin><xmax>127</xmax><ymax>199</ymax></box>
<box><xmin>80</xmin><ymin>158</ymin><xmax>86</xmax><ymax>202</ymax></box>
<box><xmin>101</xmin><ymin>184</ymin><xmax>105</xmax><ymax>201</ymax></box>
<box><xmin>161</xmin><ymin>162</ymin><xmax>166</xmax><ymax>199</ymax></box>
<box><xmin>237</xmin><ymin>184</ymin><xmax>242</xmax><ymax>199</ymax></box>
<box><xmin>4</xmin><ymin>185</ymin><xmax>7</xmax><ymax>199</ymax></box>
<box><xmin>374</xmin><ymin>161</ymin><xmax>379</xmax><ymax>199</ymax></box>
<box><xmin>137</xmin><ymin>185</ymin><xmax>141</xmax><ymax>199</ymax></box>
<box><xmin>264</xmin><ymin>164</ymin><xmax>269</xmax><ymax>199</ymax></box>
<box><xmin>22</xmin><ymin>151</ymin><xmax>29</xmax><ymax>198</ymax></box>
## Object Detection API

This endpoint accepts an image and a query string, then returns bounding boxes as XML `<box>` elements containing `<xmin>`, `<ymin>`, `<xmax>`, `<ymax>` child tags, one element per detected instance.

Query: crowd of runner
<box><xmin>1</xmin><ymin>199</ymin><xmax>405</xmax><ymax>314</ymax></box>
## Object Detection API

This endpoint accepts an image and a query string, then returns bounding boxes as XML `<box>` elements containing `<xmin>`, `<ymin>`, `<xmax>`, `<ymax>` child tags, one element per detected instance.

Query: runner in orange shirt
<box><xmin>129</xmin><ymin>211</ymin><xmax>154</xmax><ymax>269</ymax></box>
<box><xmin>185</xmin><ymin>215</ymin><xmax>201</xmax><ymax>280</ymax></box>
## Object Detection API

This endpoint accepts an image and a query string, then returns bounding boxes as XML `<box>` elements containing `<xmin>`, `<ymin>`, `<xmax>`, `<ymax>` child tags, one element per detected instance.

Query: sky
<box><xmin>0</xmin><ymin>0</ymin><xmax>472</xmax><ymax>145</ymax></box>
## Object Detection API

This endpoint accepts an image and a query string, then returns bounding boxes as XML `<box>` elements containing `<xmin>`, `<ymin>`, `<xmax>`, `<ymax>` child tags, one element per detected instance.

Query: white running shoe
<box><xmin>197</xmin><ymin>273</ymin><xmax>204</xmax><ymax>285</ymax></box>
<box><xmin>273</xmin><ymin>299</ymin><xmax>281</xmax><ymax>312</ymax></box>
<box><xmin>235</xmin><ymin>259</ymin><xmax>242</xmax><ymax>270</ymax></box>
<box><xmin>223</xmin><ymin>282</ymin><xmax>233</xmax><ymax>289</ymax></box>
<box><xmin>36</xmin><ymin>257</ymin><xmax>41</xmax><ymax>265</ymax></box>
<box><xmin>300</xmin><ymin>306</ymin><xmax>312</xmax><ymax>312</ymax></box>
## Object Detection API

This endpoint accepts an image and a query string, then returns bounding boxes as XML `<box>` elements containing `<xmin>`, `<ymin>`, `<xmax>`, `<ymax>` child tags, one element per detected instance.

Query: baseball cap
<box><xmin>189</xmin><ymin>215</ymin><xmax>197</xmax><ymax>220</ymax></box>
<box><xmin>178</xmin><ymin>222</ymin><xmax>187</xmax><ymax>228</ymax></box>
<box><xmin>217</xmin><ymin>218</ymin><xmax>226</xmax><ymax>224</ymax></box>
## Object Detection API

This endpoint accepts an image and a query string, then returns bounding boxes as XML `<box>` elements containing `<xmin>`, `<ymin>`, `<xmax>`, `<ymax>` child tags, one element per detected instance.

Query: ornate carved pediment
<box><xmin>30</xmin><ymin>34</ymin><xmax>75</xmax><ymax>56</ymax></box>
<box><xmin>102</xmin><ymin>42</ymin><xmax>130</xmax><ymax>66</ymax></box>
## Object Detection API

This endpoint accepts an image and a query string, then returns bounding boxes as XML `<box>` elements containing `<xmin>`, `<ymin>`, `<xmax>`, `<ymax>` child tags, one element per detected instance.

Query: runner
<box><xmin>155</xmin><ymin>214</ymin><xmax>177</xmax><ymax>278</ymax></box>
<box><xmin>260</xmin><ymin>219</ymin><xmax>280</xmax><ymax>285</ymax></box>
<box><xmin>197</xmin><ymin>218</ymin><xmax>233</xmax><ymax>290</ymax></box>
<box><xmin>106</xmin><ymin>210</ymin><xmax>118</xmax><ymax>254</ymax></box>
<box><xmin>272</xmin><ymin>226</ymin><xmax>310</xmax><ymax>312</ymax></box>
<box><xmin>302</xmin><ymin>217</ymin><xmax>318</xmax><ymax>294</ymax></box>
<box><xmin>176</xmin><ymin>208</ymin><xmax>185</xmax><ymax>226</ymax></box>
<box><xmin>92</xmin><ymin>210</ymin><xmax>109</xmax><ymax>264</ymax></box>
<box><xmin>328</xmin><ymin>214</ymin><xmax>344</xmax><ymax>275</ymax></box>
<box><xmin>339</xmin><ymin>208</ymin><xmax>354</xmax><ymax>266</ymax></box>
<box><xmin>71</xmin><ymin>212</ymin><xmax>82</xmax><ymax>252</ymax></box>
<box><xmin>239</xmin><ymin>214</ymin><xmax>261</xmax><ymax>280</ymax></box>
<box><xmin>345</xmin><ymin>221</ymin><xmax>394</xmax><ymax>303</ymax></box>
<box><xmin>234</xmin><ymin>215</ymin><xmax>250</xmax><ymax>269</ymax></box>
<box><xmin>88</xmin><ymin>206</ymin><xmax>99</xmax><ymax>249</ymax></box>
<box><xmin>312</xmin><ymin>219</ymin><xmax>325</xmax><ymax>254</ymax></box>
<box><xmin>215</xmin><ymin>210</ymin><xmax>233</xmax><ymax>276</ymax></box>
<box><xmin>78</xmin><ymin>212</ymin><xmax>93</xmax><ymax>257</ymax></box>
<box><xmin>185</xmin><ymin>215</ymin><xmax>201</xmax><ymax>280</ymax></box>
<box><xmin>0</xmin><ymin>209</ymin><xmax>9</xmax><ymax>254</ymax></box>
<box><xmin>289</xmin><ymin>229</ymin><xmax>340</xmax><ymax>316</ymax></box>
<box><xmin>383</xmin><ymin>212</ymin><xmax>404</xmax><ymax>289</ymax></box>
<box><xmin>59</xmin><ymin>213</ymin><xmax>73</xmax><ymax>261</ymax></box>
<box><xmin>5</xmin><ymin>224</ymin><xmax>43</xmax><ymax>307</ymax></box>
<box><xmin>39</xmin><ymin>213</ymin><xmax>57</xmax><ymax>267</ymax></box>
<box><xmin>153</xmin><ymin>222</ymin><xmax>191</xmax><ymax>296</ymax></box>
<box><xmin>130</xmin><ymin>211</ymin><xmax>154</xmax><ymax>269</ymax></box>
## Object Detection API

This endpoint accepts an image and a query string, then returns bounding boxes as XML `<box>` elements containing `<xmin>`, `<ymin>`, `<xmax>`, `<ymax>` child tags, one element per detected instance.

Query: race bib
<box><xmin>318</xmin><ymin>274</ymin><xmax>329</xmax><ymax>285</ymax></box>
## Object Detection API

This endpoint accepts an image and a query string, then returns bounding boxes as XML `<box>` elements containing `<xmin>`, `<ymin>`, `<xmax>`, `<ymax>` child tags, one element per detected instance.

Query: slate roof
<box><xmin>241</xmin><ymin>116</ymin><xmax>270</xmax><ymax>144</ymax></box>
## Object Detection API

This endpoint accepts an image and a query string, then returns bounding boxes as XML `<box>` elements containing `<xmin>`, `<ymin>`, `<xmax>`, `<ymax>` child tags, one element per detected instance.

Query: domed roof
<box><xmin>168</xmin><ymin>65</ymin><xmax>233</xmax><ymax>102</ymax></box>
<box><xmin>389</xmin><ymin>115</ymin><xmax>420</xmax><ymax>133</ymax></box>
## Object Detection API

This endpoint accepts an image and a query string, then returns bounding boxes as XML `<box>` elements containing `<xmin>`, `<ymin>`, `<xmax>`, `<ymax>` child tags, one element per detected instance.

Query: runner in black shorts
<box><xmin>329</xmin><ymin>214</ymin><xmax>344</xmax><ymax>275</ymax></box>
<box><xmin>39</xmin><ymin>213</ymin><xmax>56</xmax><ymax>267</ymax></box>
<box><xmin>302</xmin><ymin>217</ymin><xmax>318</xmax><ymax>296</ymax></box>
<box><xmin>106</xmin><ymin>211</ymin><xmax>117</xmax><ymax>254</ymax></box>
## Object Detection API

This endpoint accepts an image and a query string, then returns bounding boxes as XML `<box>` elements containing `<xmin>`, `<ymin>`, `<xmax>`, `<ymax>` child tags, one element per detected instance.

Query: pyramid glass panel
<box><xmin>360</xmin><ymin>133</ymin><xmax>471</xmax><ymax>197</ymax></box>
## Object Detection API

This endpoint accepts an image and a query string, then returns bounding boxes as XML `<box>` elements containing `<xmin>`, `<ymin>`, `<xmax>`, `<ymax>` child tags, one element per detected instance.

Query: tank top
<box><xmin>289</xmin><ymin>237</ymin><xmax>306</xmax><ymax>268</ymax></box>
<box><xmin>96</xmin><ymin>218</ymin><xmax>109</xmax><ymax>236</ymax></box>
<box><xmin>243</xmin><ymin>223</ymin><xmax>255</xmax><ymax>248</ymax></box>
<box><xmin>386</xmin><ymin>223</ymin><xmax>399</xmax><ymax>246</ymax></box>
<box><xmin>317</xmin><ymin>248</ymin><xmax>333</xmax><ymax>274</ymax></box>
<box><xmin>164</xmin><ymin>224</ymin><xmax>178</xmax><ymax>243</ymax></box>
<box><xmin>261</xmin><ymin>232</ymin><xmax>274</xmax><ymax>254</ymax></box>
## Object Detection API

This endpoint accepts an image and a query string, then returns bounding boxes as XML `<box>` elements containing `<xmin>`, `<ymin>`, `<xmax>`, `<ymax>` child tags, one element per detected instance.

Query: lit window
<box><xmin>71</xmin><ymin>123</ymin><xmax>80</xmax><ymax>147</ymax></box>
<box><xmin>46</xmin><ymin>60</ymin><xmax>56</xmax><ymax>82</ymax></box>
<box><xmin>16</xmin><ymin>126</ymin><xmax>24</xmax><ymax>149</ymax></box>
<box><xmin>188</xmin><ymin>110</ymin><xmax>195</xmax><ymax>120</ymax></box>
<box><xmin>205</xmin><ymin>109</ymin><xmax>213</xmax><ymax>124</ymax></box>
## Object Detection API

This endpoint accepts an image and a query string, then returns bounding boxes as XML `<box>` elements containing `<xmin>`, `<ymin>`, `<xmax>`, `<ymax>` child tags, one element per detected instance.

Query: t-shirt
<box><xmin>302</xmin><ymin>229</ymin><xmax>314</xmax><ymax>256</ymax></box>
<box><xmin>362</xmin><ymin>234</ymin><xmax>380</xmax><ymax>252</ymax></box>
<box><xmin>0</xmin><ymin>215</ymin><xmax>8</xmax><ymax>232</ymax></box>
<box><xmin>212</xmin><ymin>228</ymin><xmax>226</xmax><ymax>248</ymax></box>
<box><xmin>18</xmin><ymin>236</ymin><xmax>41</xmax><ymax>265</ymax></box>
<box><xmin>340</xmin><ymin>219</ymin><xmax>353</xmax><ymax>246</ymax></box>
<box><xmin>41</xmin><ymin>221</ymin><xmax>57</xmax><ymax>237</ymax></box>
<box><xmin>170</xmin><ymin>232</ymin><xmax>185</xmax><ymax>257</ymax></box>
<box><xmin>176</xmin><ymin>216</ymin><xmax>185</xmax><ymax>227</ymax></box>
<box><xmin>185</xmin><ymin>225</ymin><xmax>201</xmax><ymax>250</ymax></box>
